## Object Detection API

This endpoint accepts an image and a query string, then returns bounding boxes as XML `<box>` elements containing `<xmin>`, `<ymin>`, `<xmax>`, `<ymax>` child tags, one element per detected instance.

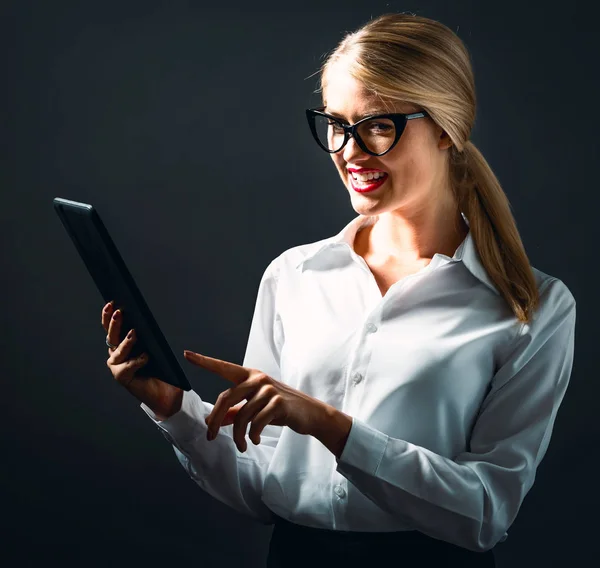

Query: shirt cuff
<box><xmin>140</xmin><ymin>389</ymin><xmax>209</xmax><ymax>446</ymax></box>
<box><xmin>336</xmin><ymin>416</ymin><xmax>388</xmax><ymax>475</ymax></box>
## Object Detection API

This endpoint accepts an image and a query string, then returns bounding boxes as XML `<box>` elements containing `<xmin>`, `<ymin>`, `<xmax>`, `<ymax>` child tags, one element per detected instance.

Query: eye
<box><xmin>327</xmin><ymin>120</ymin><xmax>345</xmax><ymax>132</ymax></box>
<box><xmin>369</xmin><ymin>122</ymin><xmax>393</xmax><ymax>133</ymax></box>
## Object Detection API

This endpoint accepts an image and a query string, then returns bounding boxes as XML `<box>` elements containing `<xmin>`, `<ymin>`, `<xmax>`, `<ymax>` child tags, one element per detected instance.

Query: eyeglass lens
<box><xmin>313</xmin><ymin>115</ymin><xmax>401</xmax><ymax>154</ymax></box>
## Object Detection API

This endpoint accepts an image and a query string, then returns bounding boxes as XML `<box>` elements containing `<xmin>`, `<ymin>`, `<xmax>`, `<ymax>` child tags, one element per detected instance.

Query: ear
<box><xmin>438</xmin><ymin>129</ymin><xmax>453</xmax><ymax>151</ymax></box>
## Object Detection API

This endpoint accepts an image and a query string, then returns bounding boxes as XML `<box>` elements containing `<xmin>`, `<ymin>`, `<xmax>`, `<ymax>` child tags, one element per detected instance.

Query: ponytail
<box><xmin>450</xmin><ymin>141</ymin><xmax>539</xmax><ymax>324</ymax></box>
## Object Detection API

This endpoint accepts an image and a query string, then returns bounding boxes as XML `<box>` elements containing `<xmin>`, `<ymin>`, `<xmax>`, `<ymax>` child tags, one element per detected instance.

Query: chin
<box><xmin>349</xmin><ymin>195</ymin><xmax>384</xmax><ymax>217</ymax></box>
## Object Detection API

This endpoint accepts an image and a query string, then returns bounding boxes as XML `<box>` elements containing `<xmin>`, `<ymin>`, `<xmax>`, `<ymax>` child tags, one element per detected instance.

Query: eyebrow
<box><xmin>324</xmin><ymin>108</ymin><xmax>389</xmax><ymax>121</ymax></box>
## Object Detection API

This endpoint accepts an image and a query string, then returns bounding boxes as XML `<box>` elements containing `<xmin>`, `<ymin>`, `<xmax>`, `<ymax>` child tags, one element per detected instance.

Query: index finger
<box><xmin>184</xmin><ymin>352</ymin><xmax>251</xmax><ymax>384</ymax></box>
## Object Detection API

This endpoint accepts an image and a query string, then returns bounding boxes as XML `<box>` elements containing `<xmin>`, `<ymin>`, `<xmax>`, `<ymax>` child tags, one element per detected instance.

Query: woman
<box><xmin>102</xmin><ymin>13</ymin><xmax>576</xmax><ymax>568</ymax></box>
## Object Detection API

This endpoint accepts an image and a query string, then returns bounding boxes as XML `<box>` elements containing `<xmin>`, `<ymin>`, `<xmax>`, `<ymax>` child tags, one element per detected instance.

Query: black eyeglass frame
<box><xmin>305</xmin><ymin>107</ymin><xmax>430</xmax><ymax>157</ymax></box>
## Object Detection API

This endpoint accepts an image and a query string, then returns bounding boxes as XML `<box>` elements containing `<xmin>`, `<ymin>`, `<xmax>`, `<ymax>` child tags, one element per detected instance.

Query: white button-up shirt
<box><xmin>141</xmin><ymin>213</ymin><xmax>576</xmax><ymax>552</ymax></box>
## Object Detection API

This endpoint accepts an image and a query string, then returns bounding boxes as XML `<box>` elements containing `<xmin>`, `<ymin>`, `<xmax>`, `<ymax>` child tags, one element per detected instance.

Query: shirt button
<box><xmin>334</xmin><ymin>485</ymin><xmax>346</xmax><ymax>499</ymax></box>
<box><xmin>365</xmin><ymin>322</ymin><xmax>378</xmax><ymax>333</ymax></box>
<box><xmin>353</xmin><ymin>372</ymin><xmax>363</xmax><ymax>384</ymax></box>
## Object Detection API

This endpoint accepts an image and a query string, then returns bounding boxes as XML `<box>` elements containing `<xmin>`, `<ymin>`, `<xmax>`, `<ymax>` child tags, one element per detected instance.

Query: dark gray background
<box><xmin>3</xmin><ymin>0</ymin><xmax>598</xmax><ymax>566</ymax></box>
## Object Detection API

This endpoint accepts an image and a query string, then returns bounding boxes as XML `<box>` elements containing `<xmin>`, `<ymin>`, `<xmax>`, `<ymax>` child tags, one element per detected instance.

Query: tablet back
<box><xmin>53</xmin><ymin>197</ymin><xmax>191</xmax><ymax>390</ymax></box>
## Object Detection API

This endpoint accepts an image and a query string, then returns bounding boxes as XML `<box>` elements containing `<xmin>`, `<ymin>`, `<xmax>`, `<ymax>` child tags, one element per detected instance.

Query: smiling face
<box><xmin>322</xmin><ymin>61</ymin><xmax>454</xmax><ymax>219</ymax></box>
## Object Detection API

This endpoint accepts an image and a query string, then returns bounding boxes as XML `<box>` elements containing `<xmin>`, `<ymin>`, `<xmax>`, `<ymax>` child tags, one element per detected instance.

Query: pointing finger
<box><xmin>184</xmin><ymin>351</ymin><xmax>251</xmax><ymax>384</ymax></box>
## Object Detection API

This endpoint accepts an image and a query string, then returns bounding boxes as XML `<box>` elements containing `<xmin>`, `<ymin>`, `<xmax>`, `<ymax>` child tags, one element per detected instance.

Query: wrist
<box><xmin>152</xmin><ymin>389</ymin><xmax>184</xmax><ymax>421</ymax></box>
<box><xmin>314</xmin><ymin>403</ymin><xmax>353</xmax><ymax>459</ymax></box>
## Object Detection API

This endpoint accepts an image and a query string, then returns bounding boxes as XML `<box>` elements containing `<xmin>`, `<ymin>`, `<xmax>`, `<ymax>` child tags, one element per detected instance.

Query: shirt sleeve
<box><xmin>140</xmin><ymin>257</ymin><xmax>285</xmax><ymax>525</ymax></box>
<box><xmin>335</xmin><ymin>277</ymin><xmax>576</xmax><ymax>551</ymax></box>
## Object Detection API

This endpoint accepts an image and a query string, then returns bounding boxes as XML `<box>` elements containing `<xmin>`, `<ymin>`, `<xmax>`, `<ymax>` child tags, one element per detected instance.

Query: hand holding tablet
<box><xmin>101</xmin><ymin>300</ymin><xmax>183</xmax><ymax>420</ymax></box>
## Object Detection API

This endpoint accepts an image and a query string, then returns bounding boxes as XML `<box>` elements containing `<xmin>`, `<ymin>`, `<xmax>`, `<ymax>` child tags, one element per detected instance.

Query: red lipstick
<box><xmin>347</xmin><ymin>168</ymin><xmax>386</xmax><ymax>173</ymax></box>
<box><xmin>348</xmin><ymin>169</ymin><xmax>388</xmax><ymax>193</ymax></box>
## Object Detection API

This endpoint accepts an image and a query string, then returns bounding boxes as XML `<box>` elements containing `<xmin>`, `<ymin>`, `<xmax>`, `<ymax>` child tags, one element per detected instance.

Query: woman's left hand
<box><xmin>183</xmin><ymin>350</ymin><xmax>329</xmax><ymax>453</ymax></box>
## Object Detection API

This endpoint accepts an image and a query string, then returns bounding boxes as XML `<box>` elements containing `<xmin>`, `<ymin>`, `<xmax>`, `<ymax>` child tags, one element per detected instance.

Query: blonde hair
<box><xmin>318</xmin><ymin>13</ymin><xmax>539</xmax><ymax>324</ymax></box>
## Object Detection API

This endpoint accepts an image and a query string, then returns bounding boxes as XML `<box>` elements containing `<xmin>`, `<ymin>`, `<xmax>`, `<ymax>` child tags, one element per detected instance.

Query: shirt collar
<box><xmin>294</xmin><ymin>212</ymin><xmax>499</xmax><ymax>295</ymax></box>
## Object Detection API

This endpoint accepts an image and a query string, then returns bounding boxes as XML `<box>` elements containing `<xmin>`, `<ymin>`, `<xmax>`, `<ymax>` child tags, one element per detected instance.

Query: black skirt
<box><xmin>267</xmin><ymin>512</ymin><xmax>496</xmax><ymax>568</ymax></box>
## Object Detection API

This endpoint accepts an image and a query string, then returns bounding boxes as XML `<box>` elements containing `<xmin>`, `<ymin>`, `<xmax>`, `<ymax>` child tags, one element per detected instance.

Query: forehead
<box><xmin>322</xmin><ymin>62</ymin><xmax>414</xmax><ymax>119</ymax></box>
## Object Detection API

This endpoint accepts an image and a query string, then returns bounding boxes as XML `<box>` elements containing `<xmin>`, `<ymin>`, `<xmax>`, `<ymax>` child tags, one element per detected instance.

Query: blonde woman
<box><xmin>102</xmin><ymin>13</ymin><xmax>576</xmax><ymax>568</ymax></box>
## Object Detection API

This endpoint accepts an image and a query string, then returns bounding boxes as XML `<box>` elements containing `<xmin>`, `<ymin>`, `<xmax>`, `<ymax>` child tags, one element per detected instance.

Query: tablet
<box><xmin>53</xmin><ymin>197</ymin><xmax>192</xmax><ymax>391</ymax></box>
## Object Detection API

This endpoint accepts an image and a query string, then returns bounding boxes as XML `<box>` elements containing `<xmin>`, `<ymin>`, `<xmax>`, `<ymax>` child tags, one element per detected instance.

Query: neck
<box><xmin>358</xmin><ymin>195</ymin><xmax>469</xmax><ymax>265</ymax></box>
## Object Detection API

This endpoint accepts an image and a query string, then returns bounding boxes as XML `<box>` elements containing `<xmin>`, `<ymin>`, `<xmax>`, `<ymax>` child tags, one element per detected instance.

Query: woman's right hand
<box><xmin>102</xmin><ymin>301</ymin><xmax>183</xmax><ymax>421</ymax></box>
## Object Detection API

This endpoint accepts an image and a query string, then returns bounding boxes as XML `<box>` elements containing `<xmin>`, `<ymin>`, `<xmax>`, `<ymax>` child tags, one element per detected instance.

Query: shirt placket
<box><xmin>329</xmin><ymin>253</ymin><xmax>384</xmax><ymax>529</ymax></box>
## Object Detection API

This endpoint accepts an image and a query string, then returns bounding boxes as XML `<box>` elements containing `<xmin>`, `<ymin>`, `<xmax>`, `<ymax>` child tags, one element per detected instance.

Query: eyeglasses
<box><xmin>305</xmin><ymin>107</ymin><xmax>430</xmax><ymax>157</ymax></box>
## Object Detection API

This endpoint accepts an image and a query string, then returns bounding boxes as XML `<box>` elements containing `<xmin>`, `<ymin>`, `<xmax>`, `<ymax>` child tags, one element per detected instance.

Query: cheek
<box><xmin>396</xmin><ymin>157</ymin><xmax>428</xmax><ymax>187</ymax></box>
<box><xmin>387</xmin><ymin>138</ymin><xmax>432</xmax><ymax>184</ymax></box>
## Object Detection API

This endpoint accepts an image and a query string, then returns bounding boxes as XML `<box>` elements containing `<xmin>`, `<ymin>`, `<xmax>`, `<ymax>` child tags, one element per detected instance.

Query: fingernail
<box><xmin>113</xmin><ymin>310</ymin><xmax>120</xmax><ymax>319</ymax></box>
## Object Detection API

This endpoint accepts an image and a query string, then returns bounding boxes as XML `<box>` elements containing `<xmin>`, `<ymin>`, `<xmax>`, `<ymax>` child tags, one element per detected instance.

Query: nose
<box><xmin>342</xmin><ymin>134</ymin><xmax>369</xmax><ymax>163</ymax></box>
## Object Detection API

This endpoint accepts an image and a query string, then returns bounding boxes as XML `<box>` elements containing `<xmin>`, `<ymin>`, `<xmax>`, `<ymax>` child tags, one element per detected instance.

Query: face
<box><xmin>322</xmin><ymin>62</ymin><xmax>453</xmax><ymax>219</ymax></box>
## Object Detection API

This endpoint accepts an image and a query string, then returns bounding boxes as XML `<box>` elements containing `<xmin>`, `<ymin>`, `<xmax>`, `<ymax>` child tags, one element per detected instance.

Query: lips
<box><xmin>349</xmin><ymin>172</ymin><xmax>388</xmax><ymax>193</ymax></box>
